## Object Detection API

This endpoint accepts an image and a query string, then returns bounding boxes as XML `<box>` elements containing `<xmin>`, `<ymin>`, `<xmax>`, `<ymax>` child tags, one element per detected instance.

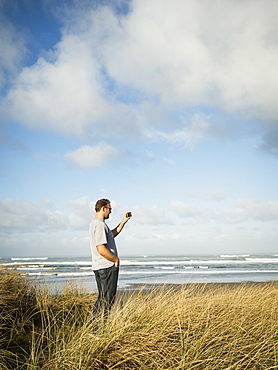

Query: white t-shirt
<box><xmin>89</xmin><ymin>219</ymin><xmax>118</xmax><ymax>270</ymax></box>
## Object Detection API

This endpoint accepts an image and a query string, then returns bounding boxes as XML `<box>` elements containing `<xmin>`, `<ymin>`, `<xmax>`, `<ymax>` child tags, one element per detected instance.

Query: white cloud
<box><xmin>0</xmin><ymin>199</ymin><xmax>68</xmax><ymax>232</ymax></box>
<box><xmin>68</xmin><ymin>196</ymin><xmax>94</xmax><ymax>228</ymax></box>
<box><xmin>171</xmin><ymin>201</ymin><xmax>202</xmax><ymax>218</ymax></box>
<box><xmin>0</xmin><ymin>5</ymin><xmax>141</xmax><ymax>138</ymax></box>
<box><xmin>1</xmin><ymin>196</ymin><xmax>277</xmax><ymax>235</ymax></box>
<box><xmin>1</xmin><ymin>39</ymin><xmax>110</xmax><ymax>135</ymax></box>
<box><xmin>121</xmin><ymin>225</ymin><xmax>274</xmax><ymax>255</ymax></box>
<box><xmin>145</xmin><ymin>113</ymin><xmax>215</xmax><ymax>149</ymax></box>
<box><xmin>46</xmin><ymin>210</ymin><xmax>68</xmax><ymax>230</ymax></box>
<box><xmin>0</xmin><ymin>232</ymin><xmax>90</xmax><ymax>257</ymax></box>
<box><xmin>132</xmin><ymin>205</ymin><xmax>172</xmax><ymax>225</ymax></box>
<box><xmin>0</xmin><ymin>11</ymin><xmax>26</xmax><ymax>88</ymax></box>
<box><xmin>0</xmin><ymin>197</ymin><xmax>94</xmax><ymax>233</ymax></box>
<box><xmin>64</xmin><ymin>143</ymin><xmax>124</xmax><ymax>167</ymax></box>
<box><xmin>204</xmin><ymin>191</ymin><xmax>227</xmax><ymax>202</ymax></box>
<box><xmin>103</xmin><ymin>0</ymin><xmax>278</xmax><ymax>120</ymax></box>
<box><xmin>0</xmin><ymin>0</ymin><xmax>277</xmax><ymax>150</ymax></box>
<box><xmin>171</xmin><ymin>199</ymin><xmax>278</xmax><ymax>225</ymax></box>
<box><xmin>0</xmin><ymin>197</ymin><xmax>277</xmax><ymax>256</ymax></box>
<box><xmin>223</xmin><ymin>199</ymin><xmax>278</xmax><ymax>224</ymax></box>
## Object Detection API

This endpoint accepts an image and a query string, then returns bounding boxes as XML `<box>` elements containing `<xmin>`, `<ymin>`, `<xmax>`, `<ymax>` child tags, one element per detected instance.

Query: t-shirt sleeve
<box><xmin>93</xmin><ymin>221</ymin><xmax>107</xmax><ymax>247</ymax></box>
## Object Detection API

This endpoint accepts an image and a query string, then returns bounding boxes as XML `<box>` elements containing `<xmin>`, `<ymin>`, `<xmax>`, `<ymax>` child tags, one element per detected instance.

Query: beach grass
<box><xmin>0</xmin><ymin>269</ymin><xmax>277</xmax><ymax>369</ymax></box>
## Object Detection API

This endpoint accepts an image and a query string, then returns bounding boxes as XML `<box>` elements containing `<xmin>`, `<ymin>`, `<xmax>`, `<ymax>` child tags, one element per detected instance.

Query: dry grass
<box><xmin>0</xmin><ymin>269</ymin><xmax>277</xmax><ymax>369</ymax></box>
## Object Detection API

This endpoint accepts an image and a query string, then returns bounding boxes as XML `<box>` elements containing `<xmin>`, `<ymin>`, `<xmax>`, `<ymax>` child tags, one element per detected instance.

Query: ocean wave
<box><xmin>23</xmin><ymin>272</ymin><xmax>54</xmax><ymax>276</ymax></box>
<box><xmin>220</xmin><ymin>254</ymin><xmax>250</xmax><ymax>258</ymax></box>
<box><xmin>246</xmin><ymin>258</ymin><xmax>278</xmax><ymax>263</ymax></box>
<box><xmin>121</xmin><ymin>259</ymin><xmax>277</xmax><ymax>266</ymax></box>
<box><xmin>11</xmin><ymin>257</ymin><xmax>48</xmax><ymax>261</ymax></box>
<box><xmin>0</xmin><ymin>262</ymin><xmax>46</xmax><ymax>267</ymax></box>
<box><xmin>0</xmin><ymin>261</ymin><xmax>91</xmax><ymax>267</ymax></box>
<box><xmin>119</xmin><ymin>269</ymin><xmax>278</xmax><ymax>275</ymax></box>
<box><xmin>17</xmin><ymin>267</ymin><xmax>57</xmax><ymax>270</ymax></box>
<box><xmin>179</xmin><ymin>269</ymin><xmax>278</xmax><ymax>275</ymax></box>
<box><xmin>55</xmin><ymin>272</ymin><xmax>93</xmax><ymax>277</ymax></box>
<box><xmin>23</xmin><ymin>271</ymin><xmax>94</xmax><ymax>277</ymax></box>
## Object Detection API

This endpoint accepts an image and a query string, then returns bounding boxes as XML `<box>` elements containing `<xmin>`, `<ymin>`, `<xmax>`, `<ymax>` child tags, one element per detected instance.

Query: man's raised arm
<box><xmin>112</xmin><ymin>212</ymin><xmax>132</xmax><ymax>237</ymax></box>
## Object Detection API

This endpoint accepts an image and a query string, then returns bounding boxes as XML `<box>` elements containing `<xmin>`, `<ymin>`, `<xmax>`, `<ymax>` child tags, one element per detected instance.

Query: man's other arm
<box><xmin>96</xmin><ymin>244</ymin><xmax>120</xmax><ymax>267</ymax></box>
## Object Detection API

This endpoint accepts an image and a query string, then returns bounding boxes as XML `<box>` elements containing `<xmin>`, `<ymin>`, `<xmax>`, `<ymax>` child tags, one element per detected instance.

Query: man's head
<box><xmin>95</xmin><ymin>198</ymin><xmax>112</xmax><ymax>219</ymax></box>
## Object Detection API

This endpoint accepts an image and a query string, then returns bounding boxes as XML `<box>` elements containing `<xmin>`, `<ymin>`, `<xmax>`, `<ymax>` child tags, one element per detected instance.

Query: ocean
<box><xmin>1</xmin><ymin>254</ymin><xmax>278</xmax><ymax>293</ymax></box>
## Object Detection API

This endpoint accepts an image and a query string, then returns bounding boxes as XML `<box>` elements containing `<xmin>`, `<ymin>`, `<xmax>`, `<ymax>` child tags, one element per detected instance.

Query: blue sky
<box><xmin>0</xmin><ymin>0</ymin><xmax>277</xmax><ymax>257</ymax></box>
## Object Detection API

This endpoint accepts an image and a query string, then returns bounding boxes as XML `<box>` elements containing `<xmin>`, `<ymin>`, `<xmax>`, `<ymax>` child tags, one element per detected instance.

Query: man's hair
<box><xmin>95</xmin><ymin>198</ymin><xmax>111</xmax><ymax>212</ymax></box>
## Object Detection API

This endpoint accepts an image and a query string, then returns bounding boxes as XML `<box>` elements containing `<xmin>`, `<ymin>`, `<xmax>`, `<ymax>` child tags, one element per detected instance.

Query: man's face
<box><xmin>103</xmin><ymin>204</ymin><xmax>112</xmax><ymax>219</ymax></box>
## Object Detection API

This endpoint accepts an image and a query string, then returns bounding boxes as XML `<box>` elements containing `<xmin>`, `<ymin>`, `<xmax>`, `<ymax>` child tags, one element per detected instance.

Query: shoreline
<box><xmin>114</xmin><ymin>280</ymin><xmax>278</xmax><ymax>301</ymax></box>
<box><xmin>120</xmin><ymin>280</ymin><xmax>278</xmax><ymax>288</ymax></box>
<box><xmin>117</xmin><ymin>280</ymin><xmax>278</xmax><ymax>292</ymax></box>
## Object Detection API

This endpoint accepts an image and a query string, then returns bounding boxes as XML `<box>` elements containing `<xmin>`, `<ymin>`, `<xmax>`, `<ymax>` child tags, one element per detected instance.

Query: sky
<box><xmin>0</xmin><ymin>0</ymin><xmax>278</xmax><ymax>257</ymax></box>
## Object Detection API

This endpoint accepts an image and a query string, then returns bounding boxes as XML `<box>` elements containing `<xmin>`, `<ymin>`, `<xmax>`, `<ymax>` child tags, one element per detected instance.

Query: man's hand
<box><xmin>124</xmin><ymin>212</ymin><xmax>132</xmax><ymax>222</ymax></box>
<box><xmin>114</xmin><ymin>257</ymin><xmax>120</xmax><ymax>268</ymax></box>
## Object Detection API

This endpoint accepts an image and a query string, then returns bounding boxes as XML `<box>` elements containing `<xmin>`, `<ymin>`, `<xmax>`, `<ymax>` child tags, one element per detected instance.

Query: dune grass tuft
<box><xmin>0</xmin><ymin>269</ymin><xmax>277</xmax><ymax>369</ymax></box>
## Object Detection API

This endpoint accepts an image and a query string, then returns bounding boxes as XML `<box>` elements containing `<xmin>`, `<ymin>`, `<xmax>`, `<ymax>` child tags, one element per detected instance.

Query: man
<box><xmin>89</xmin><ymin>198</ymin><xmax>131</xmax><ymax>318</ymax></box>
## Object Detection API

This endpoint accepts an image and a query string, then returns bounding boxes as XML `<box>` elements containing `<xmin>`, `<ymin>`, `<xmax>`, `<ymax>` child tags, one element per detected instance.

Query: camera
<box><xmin>127</xmin><ymin>212</ymin><xmax>132</xmax><ymax>217</ymax></box>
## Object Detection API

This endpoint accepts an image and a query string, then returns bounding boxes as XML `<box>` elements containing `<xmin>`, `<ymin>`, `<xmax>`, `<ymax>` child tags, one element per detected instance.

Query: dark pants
<box><xmin>93</xmin><ymin>265</ymin><xmax>119</xmax><ymax>318</ymax></box>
